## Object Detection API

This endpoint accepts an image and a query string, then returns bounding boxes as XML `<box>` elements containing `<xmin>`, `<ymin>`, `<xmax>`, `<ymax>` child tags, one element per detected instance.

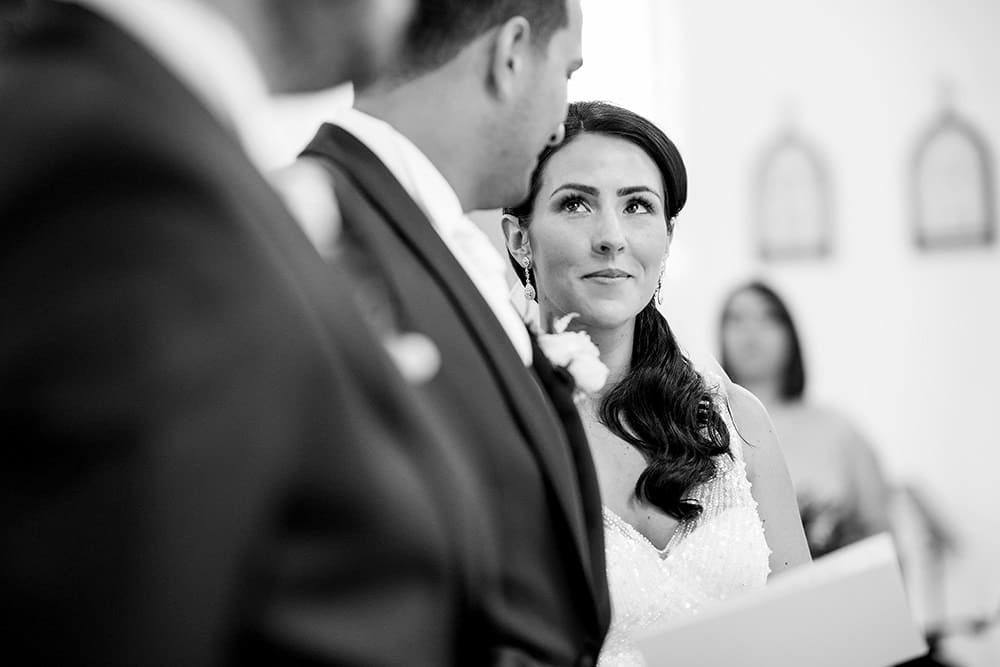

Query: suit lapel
<box><xmin>303</xmin><ymin>123</ymin><xmax>601</xmax><ymax>601</ymax></box>
<box><xmin>530</xmin><ymin>335</ymin><xmax>611</xmax><ymax>622</ymax></box>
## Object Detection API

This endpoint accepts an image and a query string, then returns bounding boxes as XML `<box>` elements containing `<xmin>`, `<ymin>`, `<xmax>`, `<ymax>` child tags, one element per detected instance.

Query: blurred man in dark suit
<box><xmin>302</xmin><ymin>2</ymin><xmax>612</xmax><ymax>664</ymax></box>
<box><xmin>0</xmin><ymin>0</ymin><xmax>27</xmax><ymax>37</ymax></box>
<box><xmin>0</xmin><ymin>1</ymin><xmax>490</xmax><ymax>665</ymax></box>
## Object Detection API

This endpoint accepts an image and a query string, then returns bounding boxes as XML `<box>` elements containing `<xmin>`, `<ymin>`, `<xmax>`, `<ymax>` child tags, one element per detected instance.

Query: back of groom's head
<box><xmin>352</xmin><ymin>0</ymin><xmax>582</xmax><ymax>212</ymax></box>
<box><xmin>398</xmin><ymin>0</ymin><xmax>568</xmax><ymax>78</ymax></box>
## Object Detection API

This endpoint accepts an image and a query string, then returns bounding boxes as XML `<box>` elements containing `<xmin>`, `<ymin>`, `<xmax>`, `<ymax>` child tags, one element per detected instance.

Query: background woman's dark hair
<box><xmin>719</xmin><ymin>280</ymin><xmax>806</xmax><ymax>401</ymax></box>
<box><xmin>505</xmin><ymin>101</ymin><xmax>730</xmax><ymax>521</ymax></box>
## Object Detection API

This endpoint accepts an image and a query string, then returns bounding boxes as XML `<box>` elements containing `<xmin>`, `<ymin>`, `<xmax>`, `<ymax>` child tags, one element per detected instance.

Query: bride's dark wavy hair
<box><xmin>504</xmin><ymin>101</ymin><xmax>730</xmax><ymax>521</ymax></box>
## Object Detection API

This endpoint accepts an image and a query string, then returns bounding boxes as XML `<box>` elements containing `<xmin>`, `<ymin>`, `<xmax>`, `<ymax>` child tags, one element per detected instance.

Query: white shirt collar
<box><xmin>331</xmin><ymin>107</ymin><xmax>464</xmax><ymax>233</ymax></box>
<box><xmin>332</xmin><ymin>107</ymin><xmax>533</xmax><ymax>365</ymax></box>
<box><xmin>61</xmin><ymin>0</ymin><xmax>285</xmax><ymax>171</ymax></box>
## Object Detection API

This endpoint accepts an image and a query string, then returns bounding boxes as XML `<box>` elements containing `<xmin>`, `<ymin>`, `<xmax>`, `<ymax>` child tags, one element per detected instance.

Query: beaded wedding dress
<box><xmin>596</xmin><ymin>373</ymin><xmax>772</xmax><ymax>666</ymax></box>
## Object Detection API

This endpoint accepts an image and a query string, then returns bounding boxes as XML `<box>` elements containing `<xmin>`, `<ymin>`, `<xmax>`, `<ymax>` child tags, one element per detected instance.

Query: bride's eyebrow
<box><xmin>549</xmin><ymin>183</ymin><xmax>663</xmax><ymax>203</ymax></box>
<box><xmin>617</xmin><ymin>185</ymin><xmax>663</xmax><ymax>202</ymax></box>
<box><xmin>550</xmin><ymin>183</ymin><xmax>599</xmax><ymax>198</ymax></box>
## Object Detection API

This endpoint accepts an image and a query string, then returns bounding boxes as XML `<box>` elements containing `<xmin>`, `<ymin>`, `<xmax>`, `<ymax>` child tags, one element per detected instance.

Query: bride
<box><xmin>502</xmin><ymin>101</ymin><xmax>811</xmax><ymax>665</ymax></box>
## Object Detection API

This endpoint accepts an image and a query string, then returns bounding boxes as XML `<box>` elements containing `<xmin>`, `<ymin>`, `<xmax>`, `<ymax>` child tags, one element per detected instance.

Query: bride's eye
<box><xmin>623</xmin><ymin>196</ymin><xmax>656</xmax><ymax>215</ymax></box>
<box><xmin>556</xmin><ymin>194</ymin><xmax>590</xmax><ymax>214</ymax></box>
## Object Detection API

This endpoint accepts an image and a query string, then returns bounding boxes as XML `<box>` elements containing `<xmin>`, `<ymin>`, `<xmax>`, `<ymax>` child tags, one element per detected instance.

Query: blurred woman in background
<box><xmin>719</xmin><ymin>280</ymin><xmax>891</xmax><ymax>557</ymax></box>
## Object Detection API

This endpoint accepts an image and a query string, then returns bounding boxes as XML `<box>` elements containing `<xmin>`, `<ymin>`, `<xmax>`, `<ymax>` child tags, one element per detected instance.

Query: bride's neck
<box><xmin>574</xmin><ymin>319</ymin><xmax>635</xmax><ymax>392</ymax></box>
<box><xmin>537</xmin><ymin>306</ymin><xmax>635</xmax><ymax>394</ymax></box>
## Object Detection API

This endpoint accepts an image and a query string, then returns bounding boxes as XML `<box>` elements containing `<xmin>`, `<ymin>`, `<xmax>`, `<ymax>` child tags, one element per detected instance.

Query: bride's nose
<box><xmin>592</xmin><ymin>211</ymin><xmax>626</xmax><ymax>255</ymax></box>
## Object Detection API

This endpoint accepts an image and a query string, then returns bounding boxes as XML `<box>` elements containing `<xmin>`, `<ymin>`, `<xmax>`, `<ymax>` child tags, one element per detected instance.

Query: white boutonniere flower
<box><xmin>509</xmin><ymin>284</ymin><xmax>609</xmax><ymax>401</ymax></box>
<box><xmin>537</xmin><ymin>313</ymin><xmax>609</xmax><ymax>401</ymax></box>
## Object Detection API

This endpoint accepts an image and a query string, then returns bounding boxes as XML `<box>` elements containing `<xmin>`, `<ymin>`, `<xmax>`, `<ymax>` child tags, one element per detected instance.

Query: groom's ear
<box><xmin>501</xmin><ymin>214</ymin><xmax>531</xmax><ymax>260</ymax></box>
<box><xmin>487</xmin><ymin>16</ymin><xmax>531</xmax><ymax>101</ymax></box>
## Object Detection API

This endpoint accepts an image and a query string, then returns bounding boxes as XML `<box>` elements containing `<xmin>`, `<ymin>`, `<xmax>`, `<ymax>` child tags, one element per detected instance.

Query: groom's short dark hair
<box><xmin>399</xmin><ymin>0</ymin><xmax>568</xmax><ymax>77</ymax></box>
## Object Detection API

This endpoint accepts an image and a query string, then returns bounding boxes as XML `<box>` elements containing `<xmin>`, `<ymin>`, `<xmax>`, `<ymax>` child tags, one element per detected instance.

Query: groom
<box><xmin>1</xmin><ymin>1</ymin><xmax>491</xmax><ymax>665</ymax></box>
<box><xmin>302</xmin><ymin>1</ymin><xmax>611</xmax><ymax>664</ymax></box>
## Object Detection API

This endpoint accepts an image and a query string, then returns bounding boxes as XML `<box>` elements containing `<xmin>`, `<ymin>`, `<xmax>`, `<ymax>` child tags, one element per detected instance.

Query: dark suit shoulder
<box><xmin>0</xmin><ymin>4</ymin><xmax>225</xmax><ymax>195</ymax></box>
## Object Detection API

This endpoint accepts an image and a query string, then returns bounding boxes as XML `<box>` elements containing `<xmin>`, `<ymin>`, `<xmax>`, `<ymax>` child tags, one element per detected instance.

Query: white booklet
<box><xmin>635</xmin><ymin>533</ymin><xmax>927</xmax><ymax>666</ymax></box>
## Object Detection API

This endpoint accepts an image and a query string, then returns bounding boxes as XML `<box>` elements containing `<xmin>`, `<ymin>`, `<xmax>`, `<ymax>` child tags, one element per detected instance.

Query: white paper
<box><xmin>635</xmin><ymin>533</ymin><xmax>927</xmax><ymax>667</ymax></box>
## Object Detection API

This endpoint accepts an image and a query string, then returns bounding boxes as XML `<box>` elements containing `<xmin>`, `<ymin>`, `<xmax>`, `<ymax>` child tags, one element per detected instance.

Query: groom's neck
<box><xmin>355</xmin><ymin>73</ymin><xmax>487</xmax><ymax>213</ymax></box>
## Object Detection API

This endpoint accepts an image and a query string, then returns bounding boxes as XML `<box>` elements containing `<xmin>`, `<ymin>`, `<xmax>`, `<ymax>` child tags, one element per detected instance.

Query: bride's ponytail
<box><xmin>600</xmin><ymin>302</ymin><xmax>730</xmax><ymax>521</ymax></box>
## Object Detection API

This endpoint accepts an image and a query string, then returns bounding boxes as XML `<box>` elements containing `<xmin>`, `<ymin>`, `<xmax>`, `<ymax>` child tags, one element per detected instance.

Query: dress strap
<box><xmin>698</xmin><ymin>369</ymin><xmax>749</xmax><ymax>465</ymax></box>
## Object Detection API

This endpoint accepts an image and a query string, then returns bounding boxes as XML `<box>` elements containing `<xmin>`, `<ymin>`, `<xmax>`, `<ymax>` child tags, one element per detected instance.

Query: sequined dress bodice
<box><xmin>596</xmin><ymin>375</ymin><xmax>771</xmax><ymax>666</ymax></box>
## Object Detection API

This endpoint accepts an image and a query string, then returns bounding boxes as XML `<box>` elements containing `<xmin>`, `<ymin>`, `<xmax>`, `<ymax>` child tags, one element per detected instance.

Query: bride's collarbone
<box><xmin>612</xmin><ymin>501</ymin><xmax>681</xmax><ymax>551</ymax></box>
<box><xmin>584</xmin><ymin>417</ymin><xmax>682</xmax><ymax>549</ymax></box>
<box><xmin>632</xmin><ymin>501</ymin><xmax>680</xmax><ymax>550</ymax></box>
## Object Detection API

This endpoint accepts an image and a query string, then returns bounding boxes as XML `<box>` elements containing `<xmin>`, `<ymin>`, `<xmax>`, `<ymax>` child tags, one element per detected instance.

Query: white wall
<box><xmin>567</xmin><ymin>1</ymin><xmax>1000</xmax><ymax>664</ymax></box>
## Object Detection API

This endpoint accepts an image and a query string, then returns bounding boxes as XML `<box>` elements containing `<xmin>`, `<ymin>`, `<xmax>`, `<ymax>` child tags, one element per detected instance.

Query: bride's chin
<box><xmin>577</xmin><ymin>307</ymin><xmax>635</xmax><ymax>330</ymax></box>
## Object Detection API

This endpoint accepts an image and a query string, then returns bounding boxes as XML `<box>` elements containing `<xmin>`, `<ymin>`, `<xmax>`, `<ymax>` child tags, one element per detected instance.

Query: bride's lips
<box><xmin>583</xmin><ymin>268</ymin><xmax>632</xmax><ymax>282</ymax></box>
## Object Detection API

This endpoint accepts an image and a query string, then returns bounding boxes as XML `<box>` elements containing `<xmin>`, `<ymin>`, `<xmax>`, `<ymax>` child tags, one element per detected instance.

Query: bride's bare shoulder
<box><xmin>723</xmin><ymin>381</ymin><xmax>774</xmax><ymax>443</ymax></box>
<box><xmin>723</xmin><ymin>379</ymin><xmax>812</xmax><ymax>571</ymax></box>
<box><xmin>719</xmin><ymin>380</ymin><xmax>786</xmax><ymax>479</ymax></box>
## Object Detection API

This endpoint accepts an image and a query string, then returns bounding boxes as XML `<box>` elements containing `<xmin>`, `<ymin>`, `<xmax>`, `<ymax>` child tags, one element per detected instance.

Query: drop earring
<box><xmin>521</xmin><ymin>256</ymin><xmax>536</xmax><ymax>301</ymax></box>
<box><xmin>655</xmin><ymin>266</ymin><xmax>665</xmax><ymax>306</ymax></box>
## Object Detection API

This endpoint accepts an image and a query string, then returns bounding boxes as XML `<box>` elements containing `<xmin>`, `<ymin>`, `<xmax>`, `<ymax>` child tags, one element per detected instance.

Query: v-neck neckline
<box><xmin>603</xmin><ymin>505</ymin><xmax>685</xmax><ymax>559</ymax></box>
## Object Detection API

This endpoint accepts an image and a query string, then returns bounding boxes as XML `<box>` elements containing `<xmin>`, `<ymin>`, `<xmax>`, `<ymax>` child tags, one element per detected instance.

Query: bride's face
<box><xmin>527</xmin><ymin>133</ymin><xmax>670</xmax><ymax>332</ymax></box>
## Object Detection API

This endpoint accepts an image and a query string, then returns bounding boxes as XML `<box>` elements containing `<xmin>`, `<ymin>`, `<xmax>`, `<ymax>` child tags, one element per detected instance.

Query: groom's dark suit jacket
<box><xmin>0</xmin><ymin>3</ymin><xmax>486</xmax><ymax>665</ymax></box>
<box><xmin>304</xmin><ymin>125</ymin><xmax>612</xmax><ymax>666</ymax></box>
